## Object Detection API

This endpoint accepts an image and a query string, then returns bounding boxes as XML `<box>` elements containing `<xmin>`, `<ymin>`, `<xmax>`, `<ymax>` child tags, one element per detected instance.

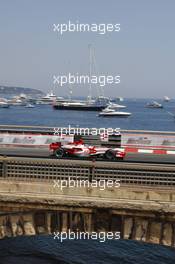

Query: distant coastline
<box><xmin>0</xmin><ymin>86</ymin><xmax>44</xmax><ymax>96</ymax></box>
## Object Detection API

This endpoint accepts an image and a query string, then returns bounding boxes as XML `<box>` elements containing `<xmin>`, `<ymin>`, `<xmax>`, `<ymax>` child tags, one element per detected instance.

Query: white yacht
<box><xmin>19</xmin><ymin>93</ymin><xmax>27</xmax><ymax>100</ymax></box>
<box><xmin>164</xmin><ymin>96</ymin><xmax>170</xmax><ymax>102</ymax></box>
<box><xmin>108</xmin><ymin>102</ymin><xmax>126</xmax><ymax>109</ymax></box>
<box><xmin>0</xmin><ymin>99</ymin><xmax>10</xmax><ymax>108</ymax></box>
<box><xmin>116</xmin><ymin>97</ymin><xmax>124</xmax><ymax>102</ymax></box>
<box><xmin>146</xmin><ymin>101</ymin><xmax>163</xmax><ymax>108</ymax></box>
<box><xmin>25</xmin><ymin>103</ymin><xmax>35</xmax><ymax>108</ymax></box>
<box><xmin>37</xmin><ymin>91</ymin><xmax>63</xmax><ymax>105</ymax></box>
<box><xmin>8</xmin><ymin>95</ymin><xmax>26</xmax><ymax>106</ymax></box>
<box><xmin>99</xmin><ymin>108</ymin><xmax>131</xmax><ymax>117</ymax></box>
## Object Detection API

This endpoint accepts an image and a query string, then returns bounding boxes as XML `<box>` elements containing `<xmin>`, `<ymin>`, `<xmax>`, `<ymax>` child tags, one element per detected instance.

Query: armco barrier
<box><xmin>1</xmin><ymin>125</ymin><xmax>175</xmax><ymax>150</ymax></box>
<box><xmin>122</xmin><ymin>133</ymin><xmax>175</xmax><ymax>150</ymax></box>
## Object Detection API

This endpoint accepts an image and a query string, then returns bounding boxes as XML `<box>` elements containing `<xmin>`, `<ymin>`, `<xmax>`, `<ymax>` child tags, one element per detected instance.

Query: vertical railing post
<box><xmin>89</xmin><ymin>159</ymin><xmax>95</xmax><ymax>182</ymax></box>
<box><xmin>2</xmin><ymin>159</ymin><xmax>7</xmax><ymax>178</ymax></box>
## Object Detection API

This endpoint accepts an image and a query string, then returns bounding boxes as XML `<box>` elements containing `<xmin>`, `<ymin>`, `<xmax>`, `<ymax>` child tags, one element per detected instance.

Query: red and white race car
<box><xmin>49</xmin><ymin>139</ymin><xmax>126</xmax><ymax>161</ymax></box>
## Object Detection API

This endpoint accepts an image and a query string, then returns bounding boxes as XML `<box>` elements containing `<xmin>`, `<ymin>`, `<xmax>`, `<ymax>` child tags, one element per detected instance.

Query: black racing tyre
<box><xmin>105</xmin><ymin>149</ymin><xmax>117</xmax><ymax>161</ymax></box>
<box><xmin>54</xmin><ymin>148</ymin><xmax>65</xmax><ymax>158</ymax></box>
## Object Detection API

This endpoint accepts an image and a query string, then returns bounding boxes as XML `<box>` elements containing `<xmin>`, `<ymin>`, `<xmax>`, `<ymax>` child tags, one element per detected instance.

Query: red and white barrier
<box><xmin>0</xmin><ymin>133</ymin><xmax>74</xmax><ymax>148</ymax></box>
<box><xmin>123</xmin><ymin>147</ymin><xmax>175</xmax><ymax>155</ymax></box>
<box><xmin>122</xmin><ymin>133</ymin><xmax>175</xmax><ymax>150</ymax></box>
<box><xmin>1</xmin><ymin>131</ymin><xmax>175</xmax><ymax>155</ymax></box>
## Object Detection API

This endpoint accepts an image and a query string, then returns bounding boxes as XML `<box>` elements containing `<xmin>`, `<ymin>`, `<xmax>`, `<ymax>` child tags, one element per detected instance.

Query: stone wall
<box><xmin>0</xmin><ymin>179</ymin><xmax>175</xmax><ymax>246</ymax></box>
<box><xmin>0</xmin><ymin>210</ymin><xmax>174</xmax><ymax>247</ymax></box>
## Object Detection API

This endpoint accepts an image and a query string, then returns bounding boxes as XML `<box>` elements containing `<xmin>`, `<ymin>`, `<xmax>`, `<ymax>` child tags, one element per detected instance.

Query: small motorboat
<box><xmin>146</xmin><ymin>101</ymin><xmax>163</xmax><ymax>108</ymax></box>
<box><xmin>115</xmin><ymin>97</ymin><xmax>124</xmax><ymax>102</ymax></box>
<box><xmin>25</xmin><ymin>103</ymin><xmax>35</xmax><ymax>108</ymax></box>
<box><xmin>0</xmin><ymin>101</ymin><xmax>10</xmax><ymax>108</ymax></box>
<box><xmin>108</xmin><ymin>103</ymin><xmax>126</xmax><ymax>109</ymax></box>
<box><xmin>163</xmin><ymin>96</ymin><xmax>170</xmax><ymax>102</ymax></box>
<box><xmin>0</xmin><ymin>98</ymin><xmax>10</xmax><ymax>108</ymax></box>
<box><xmin>98</xmin><ymin>108</ymin><xmax>131</xmax><ymax>117</ymax></box>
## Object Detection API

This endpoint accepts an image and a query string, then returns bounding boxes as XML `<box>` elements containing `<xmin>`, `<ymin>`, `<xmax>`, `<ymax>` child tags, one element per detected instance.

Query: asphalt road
<box><xmin>0</xmin><ymin>146</ymin><xmax>175</xmax><ymax>164</ymax></box>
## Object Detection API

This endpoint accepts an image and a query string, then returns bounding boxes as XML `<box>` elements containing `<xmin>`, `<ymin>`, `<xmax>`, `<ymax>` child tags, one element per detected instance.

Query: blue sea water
<box><xmin>0</xmin><ymin>236</ymin><xmax>175</xmax><ymax>264</ymax></box>
<box><xmin>0</xmin><ymin>99</ymin><xmax>175</xmax><ymax>131</ymax></box>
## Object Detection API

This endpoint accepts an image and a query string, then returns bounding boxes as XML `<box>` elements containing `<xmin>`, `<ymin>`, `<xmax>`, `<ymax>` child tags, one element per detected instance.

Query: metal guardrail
<box><xmin>1</xmin><ymin>125</ymin><xmax>175</xmax><ymax>149</ymax></box>
<box><xmin>0</xmin><ymin>157</ymin><xmax>175</xmax><ymax>187</ymax></box>
<box><xmin>1</xmin><ymin>125</ymin><xmax>175</xmax><ymax>150</ymax></box>
<box><xmin>0</xmin><ymin>124</ymin><xmax>175</xmax><ymax>135</ymax></box>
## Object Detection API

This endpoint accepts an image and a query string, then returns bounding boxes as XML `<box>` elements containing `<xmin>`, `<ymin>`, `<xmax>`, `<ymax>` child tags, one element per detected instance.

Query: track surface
<box><xmin>0</xmin><ymin>147</ymin><xmax>175</xmax><ymax>164</ymax></box>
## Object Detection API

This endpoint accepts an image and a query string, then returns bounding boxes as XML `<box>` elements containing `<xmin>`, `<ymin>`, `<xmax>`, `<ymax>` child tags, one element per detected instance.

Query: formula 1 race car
<box><xmin>49</xmin><ymin>139</ymin><xmax>126</xmax><ymax>161</ymax></box>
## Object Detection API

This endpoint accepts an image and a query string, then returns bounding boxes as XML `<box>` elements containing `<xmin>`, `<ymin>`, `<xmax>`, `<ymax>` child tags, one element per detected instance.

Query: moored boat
<box><xmin>163</xmin><ymin>96</ymin><xmax>170</xmax><ymax>102</ymax></box>
<box><xmin>98</xmin><ymin>108</ymin><xmax>131</xmax><ymax>117</ymax></box>
<box><xmin>36</xmin><ymin>91</ymin><xmax>63</xmax><ymax>105</ymax></box>
<box><xmin>25</xmin><ymin>103</ymin><xmax>35</xmax><ymax>108</ymax></box>
<box><xmin>0</xmin><ymin>100</ymin><xmax>10</xmax><ymax>108</ymax></box>
<box><xmin>146</xmin><ymin>101</ymin><xmax>163</xmax><ymax>108</ymax></box>
<box><xmin>53</xmin><ymin>96</ymin><xmax>110</xmax><ymax>111</ymax></box>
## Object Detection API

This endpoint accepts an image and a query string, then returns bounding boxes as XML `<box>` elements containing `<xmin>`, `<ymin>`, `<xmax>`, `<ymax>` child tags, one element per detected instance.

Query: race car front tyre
<box><xmin>54</xmin><ymin>148</ymin><xmax>65</xmax><ymax>158</ymax></box>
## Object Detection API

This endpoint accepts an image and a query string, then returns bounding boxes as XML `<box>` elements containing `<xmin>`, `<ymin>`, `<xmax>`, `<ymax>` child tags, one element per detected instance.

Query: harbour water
<box><xmin>0</xmin><ymin>98</ymin><xmax>175</xmax><ymax>131</ymax></box>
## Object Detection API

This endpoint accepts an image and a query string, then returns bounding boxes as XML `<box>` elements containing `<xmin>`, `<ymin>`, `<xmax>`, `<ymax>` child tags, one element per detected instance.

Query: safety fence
<box><xmin>0</xmin><ymin>157</ymin><xmax>175</xmax><ymax>187</ymax></box>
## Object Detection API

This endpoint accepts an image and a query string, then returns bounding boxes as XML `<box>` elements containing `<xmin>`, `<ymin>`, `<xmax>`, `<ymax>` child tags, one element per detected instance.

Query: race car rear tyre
<box><xmin>54</xmin><ymin>148</ymin><xmax>65</xmax><ymax>158</ymax></box>
<box><xmin>105</xmin><ymin>149</ymin><xmax>117</xmax><ymax>161</ymax></box>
